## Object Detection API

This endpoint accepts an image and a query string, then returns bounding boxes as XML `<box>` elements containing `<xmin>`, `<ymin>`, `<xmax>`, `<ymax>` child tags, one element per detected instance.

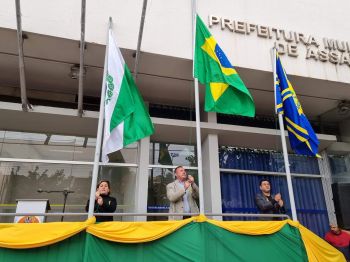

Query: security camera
<box><xmin>337</xmin><ymin>101</ymin><xmax>350</xmax><ymax>115</ymax></box>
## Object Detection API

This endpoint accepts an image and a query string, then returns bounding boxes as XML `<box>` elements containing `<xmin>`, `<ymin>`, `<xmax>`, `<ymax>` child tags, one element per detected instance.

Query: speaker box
<box><xmin>332</xmin><ymin>183</ymin><xmax>350</xmax><ymax>229</ymax></box>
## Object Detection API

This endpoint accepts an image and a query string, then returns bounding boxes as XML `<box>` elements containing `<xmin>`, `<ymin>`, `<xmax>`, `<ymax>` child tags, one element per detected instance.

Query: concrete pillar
<box><xmin>202</xmin><ymin>133</ymin><xmax>222</xmax><ymax>220</ymax></box>
<box><xmin>318</xmin><ymin>150</ymin><xmax>337</xmax><ymax>225</ymax></box>
<box><xmin>134</xmin><ymin>136</ymin><xmax>150</xmax><ymax>221</ymax></box>
<box><xmin>340</xmin><ymin>119</ymin><xmax>350</xmax><ymax>142</ymax></box>
<box><xmin>202</xmin><ymin>111</ymin><xmax>217</xmax><ymax>123</ymax></box>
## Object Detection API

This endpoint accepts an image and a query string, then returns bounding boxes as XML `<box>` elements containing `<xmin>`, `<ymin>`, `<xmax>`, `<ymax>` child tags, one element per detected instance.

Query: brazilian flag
<box><xmin>194</xmin><ymin>15</ymin><xmax>255</xmax><ymax>117</ymax></box>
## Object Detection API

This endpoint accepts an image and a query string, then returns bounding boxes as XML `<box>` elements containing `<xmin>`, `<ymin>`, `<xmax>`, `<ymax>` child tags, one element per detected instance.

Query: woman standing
<box><xmin>86</xmin><ymin>180</ymin><xmax>117</xmax><ymax>222</ymax></box>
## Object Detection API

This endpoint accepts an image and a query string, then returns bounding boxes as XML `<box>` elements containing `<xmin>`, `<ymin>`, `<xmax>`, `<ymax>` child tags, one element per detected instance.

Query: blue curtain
<box><xmin>220</xmin><ymin>147</ymin><xmax>328</xmax><ymax>237</ymax></box>
<box><xmin>219</xmin><ymin>147</ymin><xmax>320</xmax><ymax>174</ymax></box>
<box><xmin>220</xmin><ymin>173</ymin><xmax>289</xmax><ymax>215</ymax></box>
<box><xmin>292</xmin><ymin>177</ymin><xmax>329</xmax><ymax>237</ymax></box>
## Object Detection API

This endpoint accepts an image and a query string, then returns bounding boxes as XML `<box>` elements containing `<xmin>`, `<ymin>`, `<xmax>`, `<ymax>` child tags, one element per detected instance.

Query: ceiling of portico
<box><xmin>1</xmin><ymin>27</ymin><xmax>350</xmax><ymax>126</ymax></box>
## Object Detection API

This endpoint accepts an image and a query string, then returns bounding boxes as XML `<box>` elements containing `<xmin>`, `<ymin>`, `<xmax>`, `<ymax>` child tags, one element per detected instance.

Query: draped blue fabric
<box><xmin>219</xmin><ymin>148</ymin><xmax>320</xmax><ymax>174</ymax></box>
<box><xmin>220</xmin><ymin>147</ymin><xmax>328</xmax><ymax>237</ymax></box>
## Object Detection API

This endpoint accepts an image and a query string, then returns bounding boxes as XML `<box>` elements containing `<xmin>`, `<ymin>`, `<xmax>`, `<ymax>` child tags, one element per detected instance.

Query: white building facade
<box><xmin>0</xmin><ymin>0</ymin><xmax>349</xmax><ymax>236</ymax></box>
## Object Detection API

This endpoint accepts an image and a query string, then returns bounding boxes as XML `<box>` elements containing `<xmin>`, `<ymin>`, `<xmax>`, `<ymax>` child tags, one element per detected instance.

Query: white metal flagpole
<box><xmin>191</xmin><ymin>0</ymin><xmax>205</xmax><ymax>214</ymax></box>
<box><xmin>271</xmin><ymin>47</ymin><xmax>298</xmax><ymax>221</ymax></box>
<box><xmin>87</xmin><ymin>18</ymin><xmax>112</xmax><ymax>218</ymax></box>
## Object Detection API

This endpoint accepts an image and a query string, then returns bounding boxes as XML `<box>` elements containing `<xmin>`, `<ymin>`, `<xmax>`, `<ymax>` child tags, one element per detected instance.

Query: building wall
<box><xmin>0</xmin><ymin>0</ymin><xmax>349</xmax><ymax>229</ymax></box>
<box><xmin>1</xmin><ymin>0</ymin><xmax>350</xmax><ymax>82</ymax></box>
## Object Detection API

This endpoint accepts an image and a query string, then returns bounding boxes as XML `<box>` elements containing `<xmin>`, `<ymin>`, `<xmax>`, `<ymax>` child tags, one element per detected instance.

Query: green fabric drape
<box><xmin>84</xmin><ymin>223</ymin><xmax>308</xmax><ymax>262</ymax></box>
<box><xmin>0</xmin><ymin>232</ymin><xmax>86</xmax><ymax>262</ymax></box>
<box><xmin>0</xmin><ymin>220</ymin><xmax>344</xmax><ymax>261</ymax></box>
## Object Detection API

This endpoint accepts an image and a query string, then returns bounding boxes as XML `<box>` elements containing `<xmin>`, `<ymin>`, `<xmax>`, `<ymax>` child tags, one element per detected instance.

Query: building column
<box><xmin>202</xmin><ymin>133</ymin><xmax>222</xmax><ymax>220</ymax></box>
<box><xmin>134</xmin><ymin>136</ymin><xmax>150</xmax><ymax>221</ymax></box>
<box><xmin>340</xmin><ymin>120</ymin><xmax>350</xmax><ymax>142</ymax></box>
<box><xmin>202</xmin><ymin>111</ymin><xmax>217</xmax><ymax>123</ymax></box>
<box><xmin>318</xmin><ymin>150</ymin><xmax>337</xmax><ymax>224</ymax></box>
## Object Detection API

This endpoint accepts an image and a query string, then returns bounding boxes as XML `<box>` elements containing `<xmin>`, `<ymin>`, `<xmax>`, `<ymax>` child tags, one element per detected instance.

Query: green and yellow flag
<box><xmin>194</xmin><ymin>15</ymin><xmax>255</xmax><ymax>117</ymax></box>
<box><xmin>102</xmin><ymin>29</ymin><xmax>154</xmax><ymax>162</ymax></box>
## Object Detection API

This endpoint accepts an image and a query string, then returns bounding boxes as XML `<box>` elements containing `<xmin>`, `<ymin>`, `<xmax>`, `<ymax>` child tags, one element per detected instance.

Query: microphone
<box><xmin>37</xmin><ymin>189</ymin><xmax>74</xmax><ymax>194</ymax></box>
<box><xmin>36</xmin><ymin>188</ymin><xmax>74</xmax><ymax>222</ymax></box>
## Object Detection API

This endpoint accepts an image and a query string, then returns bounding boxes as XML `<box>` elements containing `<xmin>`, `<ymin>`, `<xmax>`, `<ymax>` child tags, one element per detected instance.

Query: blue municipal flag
<box><xmin>275</xmin><ymin>52</ymin><xmax>319</xmax><ymax>157</ymax></box>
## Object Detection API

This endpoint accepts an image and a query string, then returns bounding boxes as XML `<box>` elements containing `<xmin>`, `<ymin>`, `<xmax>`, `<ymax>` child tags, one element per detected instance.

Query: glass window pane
<box><xmin>327</xmin><ymin>154</ymin><xmax>350</xmax><ymax>230</ymax></box>
<box><xmin>0</xmin><ymin>131</ymin><xmax>95</xmax><ymax>162</ymax></box>
<box><xmin>0</xmin><ymin>131</ymin><xmax>139</xmax><ymax>164</ymax></box>
<box><xmin>3</xmin><ymin>131</ymin><xmax>46</xmax><ymax>145</ymax></box>
<box><xmin>150</xmin><ymin>142</ymin><xmax>197</xmax><ymax>167</ymax></box>
<box><xmin>87</xmin><ymin>138</ymin><xmax>96</xmax><ymax>147</ymax></box>
<box><xmin>0</xmin><ymin>161</ymin><xmax>92</xmax><ymax>222</ymax></box>
<box><xmin>147</xmin><ymin>167</ymin><xmax>198</xmax><ymax>221</ymax></box>
<box><xmin>328</xmin><ymin>154</ymin><xmax>350</xmax><ymax>183</ymax></box>
<box><xmin>0</xmin><ymin>131</ymin><xmax>5</xmax><ymax>141</ymax></box>
<box><xmin>0</xmin><ymin>131</ymin><xmax>4</xmax><ymax>155</ymax></box>
<box><xmin>105</xmin><ymin>142</ymin><xmax>138</xmax><ymax>164</ymax></box>
<box><xmin>49</xmin><ymin>135</ymin><xmax>80</xmax><ymax>146</ymax></box>
<box><xmin>98</xmin><ymin>166</ymin><xmax>137</xmax><ymax>220</ymax></box>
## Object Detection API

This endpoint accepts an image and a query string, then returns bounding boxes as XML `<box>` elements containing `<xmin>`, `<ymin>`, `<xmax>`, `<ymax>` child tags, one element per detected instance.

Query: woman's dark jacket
<box><xmin>86</xmin><ymin>195</ymin><xmax>117</xmax><ymax>222</ymax></box>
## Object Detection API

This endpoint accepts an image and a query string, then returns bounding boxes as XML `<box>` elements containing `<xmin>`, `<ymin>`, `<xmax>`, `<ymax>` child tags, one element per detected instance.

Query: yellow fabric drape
<box><xmin>0</xmin><ymin>217</ymin><xmax>95</xmax><ymax>249</ymax></box>
<box><xmin>207</xmin><ymin>217</ymin><xmax>289</xmax><ymax>235</ymax></box>
<box><xmin>297</xmin><ymin>223</ymin><xmax>346</xmax><ymax>262</ymax></box>
<box><xmin>206</xmin><ymin>217</ymin><xmax>345</xmax><ymax>262</ymax></box>
<box><xmin>86</xmin><ymin>215</ymin><xmax>345</xmax><ymax>261</ymax></box>
<box><xmin>0</xmin><ymin>215</ymin><xmax>345</xmax><ymax>262</ymax></box>
<box><xmin>86</xmin><ymin>216</ymin><xmax>194</xmax><ymax>243</ymax></box>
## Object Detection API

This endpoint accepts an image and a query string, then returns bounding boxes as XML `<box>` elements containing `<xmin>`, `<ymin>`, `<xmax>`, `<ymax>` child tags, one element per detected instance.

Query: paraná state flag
<box><xmin>102</xmin><ymin>30</ymin><xmax>154</xmax><ymax>162</ymax></box>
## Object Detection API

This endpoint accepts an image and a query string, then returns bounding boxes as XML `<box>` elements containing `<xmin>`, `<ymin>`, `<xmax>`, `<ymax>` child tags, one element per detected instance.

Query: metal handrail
<box><xmin>207</xmin><ymin>213</ymin><xmax>290</xmax><ymax>219</ymax></box>
<box><xmin>0</xmin><ymin>212</ymin><xmax>290</xmax><ymax>219</ymax></box>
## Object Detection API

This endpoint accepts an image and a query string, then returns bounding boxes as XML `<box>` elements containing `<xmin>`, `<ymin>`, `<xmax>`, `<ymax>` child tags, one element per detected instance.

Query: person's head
<box><xmin>96</xmin><ymin>180</ymin><xmax>111</xmax><ymax>196</ymax></box>
<box><xmin>330</xmin><ymin>224</ymin><xmax>341</xmax><ymax>235</ymax></box>
<box><xmin>259</xmin><ymin>179</ymin><xmax>271</xmax><ymax>195</ymax></box>
<box><xmin>174</xmin><ymin>166</ymin><xmax>187</xmax><ymax>182</ymax></box>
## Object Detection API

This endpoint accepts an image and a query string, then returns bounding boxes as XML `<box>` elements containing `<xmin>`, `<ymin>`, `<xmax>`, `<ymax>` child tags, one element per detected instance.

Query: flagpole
<box><xmin>272</xmin><ymin>47</ymin><xmax>297</xmax><ymax>221</ymax></box>
<box><xmin>87</xmin><ymin>18</ymin><xmax>112</xmax><ymax>218</ymax></box>
<box><xmin>191</xmin><ymin>0</ymin><xmax>205</xmax><ymax>214</ymax></box>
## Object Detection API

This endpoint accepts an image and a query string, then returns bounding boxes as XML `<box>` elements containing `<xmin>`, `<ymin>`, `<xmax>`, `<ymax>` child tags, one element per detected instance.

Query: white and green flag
<box><xmin>102</xmin><ymin>30</ymin><xmax>154</xmax><ymax>162</ymax></box>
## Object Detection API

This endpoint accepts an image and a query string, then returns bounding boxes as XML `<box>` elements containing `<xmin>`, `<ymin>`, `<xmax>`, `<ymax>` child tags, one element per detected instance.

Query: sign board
<box><xmin>14</xmin><ymin>199</ymin><xmax>50</xmax><ymax>223</ymax></box>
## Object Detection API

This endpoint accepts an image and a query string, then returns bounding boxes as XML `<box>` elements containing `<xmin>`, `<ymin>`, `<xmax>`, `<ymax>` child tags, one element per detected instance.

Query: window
<box><xmin>0</xmin><ymin>130</ymin><xmax>140</xmax><ymax>222</ymax></box>
<box><xmin>147</xmin><ymin>142</ymin><xmax>198</xmax><ymax>221</ymax></box>
<box><xmin>219</xmin><ymin>147</ymin><xmax>327</xmax><ymax>236</ymax></box>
